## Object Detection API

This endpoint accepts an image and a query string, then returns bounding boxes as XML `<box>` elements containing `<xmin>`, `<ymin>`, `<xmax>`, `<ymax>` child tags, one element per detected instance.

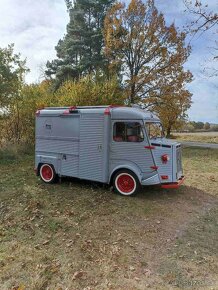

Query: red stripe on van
<box><xmin>144</xmin><ymin>146</ymin><xmax>155</xmax><ymax>149</ymax></box>
<box><xmin>151</xmin><ymin>166</ymin><xmax>159</xmax><ymax>170</ymax></box>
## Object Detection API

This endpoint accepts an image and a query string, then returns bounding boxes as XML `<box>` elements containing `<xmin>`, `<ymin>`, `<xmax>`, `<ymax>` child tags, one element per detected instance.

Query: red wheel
<box><xmin>39</xmin><ymin>164</ymin><xmax>56</xmax><ymax>183</ymax></box>
<box><xmin>113</xmin><ymin>170</ymin><xmax>140</xmax><ymax>196</ymax></box>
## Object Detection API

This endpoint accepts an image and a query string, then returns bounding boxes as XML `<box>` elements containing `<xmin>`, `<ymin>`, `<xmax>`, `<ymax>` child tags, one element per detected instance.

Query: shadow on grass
<box><xmin>42</xmin><ymin>175</ymin><xmax>212</xmax><ymax>204</ymax></box>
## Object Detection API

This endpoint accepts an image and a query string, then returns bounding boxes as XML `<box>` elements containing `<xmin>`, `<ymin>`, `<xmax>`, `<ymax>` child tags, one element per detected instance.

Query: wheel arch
<box><xmin>35</xmin><ymin>155</ymin><xmax>59</xmax><ymax>176</ymax></box>
<box><xmin>109</xmin><ymin>164</ymin><xmax>141</xmax><ymax>185</ymax></box>
<box><xmin>36</xmin><ymin>162</ymin><xmax>43</xmax><ymax>176</ymax></box>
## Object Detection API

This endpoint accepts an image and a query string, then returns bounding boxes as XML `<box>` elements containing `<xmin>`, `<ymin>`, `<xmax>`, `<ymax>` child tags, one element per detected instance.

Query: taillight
<box><xmin>162</xmin><ymin>154</ymin><xmax>169</xmax><ymax>163</ymax></box>
<box><xmin>161</xmin><ymin>175</ymin><xmax>168</xmax><ymax>180</ymax></box>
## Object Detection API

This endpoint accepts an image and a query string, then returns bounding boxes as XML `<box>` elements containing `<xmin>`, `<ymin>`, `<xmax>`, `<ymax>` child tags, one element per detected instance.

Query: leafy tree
<box><xmin>148</xmin><ymin>89</ymin><xmax>192</xmax><ymax>137</ymax></box>
<box><xmin>0</xmin><ymin>44</ymin><xmax>29</xmax><ymax>144</ymax></box>
<box><xmin>0</xmin><ymin>44</ymin><xmax>28</xmax><ymax>108</ymax></box>
<box><xmin>144</xmin><ymin>55</ymin><xmax>193</xmax><ymax>137</ymax></box>
<box><xmin>104</xmin><ymin>0</ymin><xmax>192</xmax><ymax>105</ymax></box>
<box><xmin>213</xmin><ymin>125</ymin><xmax>218</xmax><ymax>132</ymax></box>
<box><xmin>196</xmin><ymin>121</ymin><xmax>204</xmax><ymax>129</ymax></box>
<box><xmin>104</xmin><ymin>0</ymin><xmax>192</xmax><ymax>136</ymax></box>
<box><xmin>183</xmin><ymin>122</ymin><xmax>195</xmax><ymax>132</ymax></box>
<box><xmin>204</xmin><ymin>122</ymin><xmax>210</xmax><ymax>130</ymax></box>
<box><xmin>46</xmin><ymin>0</ymin><xmax>113</xmax><ymax>89</ymax></box>
<box><xmin>1</xmin><ymin>80</ymin><xmax>54</xmax><ymax>144</ymax></box>
<box><xmin>190</xmin><ymin>121</ymin><xmax>204</xmax><ymax>130</ymax></box>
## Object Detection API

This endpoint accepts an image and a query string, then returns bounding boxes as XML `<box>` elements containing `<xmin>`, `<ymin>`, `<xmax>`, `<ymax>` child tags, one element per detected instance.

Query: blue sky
<box><xmin>155</xmin><ymin>0</ymin><xmax>218</xmax><ymax>124</ymax></box>
<box><xmin>0</xmin><ymin>0</ymin><xmax>217</xmax><ymax>123</ymax></box>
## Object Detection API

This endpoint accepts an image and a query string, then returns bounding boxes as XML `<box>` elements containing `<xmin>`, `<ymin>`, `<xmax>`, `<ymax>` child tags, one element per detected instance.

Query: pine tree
<box><xmin>46</xmin><ymin>0</ymin><xmax>113</xmax><ymax>89</ymax></box>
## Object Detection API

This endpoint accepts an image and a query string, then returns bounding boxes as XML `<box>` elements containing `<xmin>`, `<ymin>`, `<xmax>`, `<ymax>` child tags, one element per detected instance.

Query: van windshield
<box><xmin>145</xmin><ymin>122</ymin><xmax>164</xmax><ymax>139</ymax></box>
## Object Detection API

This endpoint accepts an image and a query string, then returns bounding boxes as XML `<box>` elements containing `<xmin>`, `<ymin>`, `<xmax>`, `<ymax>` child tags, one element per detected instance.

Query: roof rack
<box><xmin>77</xmin><ymin>106</ymin><xmax>109</xmax><ymax>109</ymax></box>
<box><xmin>44</xmin><ymin>107</ymin><xmax>69</xmax><ymax>110</ymax></box>
<box><xmin>44</xmin><ymin>106</ymin><xmax>110</xmax><ymax>110</ymax></box>
<box><xmin>42</xmin><ymin>105</ymin><xmax>125</xmax><ymax>116</ymax></box>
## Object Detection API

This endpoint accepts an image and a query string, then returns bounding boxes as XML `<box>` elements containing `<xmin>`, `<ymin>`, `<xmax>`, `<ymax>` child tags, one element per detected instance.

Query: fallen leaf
<box><xmin>42</xmin><ymin>240</ymin><xmax>49</xmax><ymax>245</ymax></box>
<box><xmin>209</xmin><ymin>176</ymin><xmax>215</xmax><ymax>182</ymax></box>
<box><xmin>72</xmin><ymin>270</ymin><xmax>84</xmax><ymax>280</ymax></box>
<box><xmin>129</xmin><ymin>266</ymin><xmax>135</xmax><ymax>271</ymax></box>
<box><xmin>144</xmin><ymin>268</ymin><xmax>151</xmax><ymax>276</ymax></box>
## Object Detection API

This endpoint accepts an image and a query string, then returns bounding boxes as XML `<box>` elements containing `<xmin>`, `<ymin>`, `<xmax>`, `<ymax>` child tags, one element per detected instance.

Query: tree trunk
<box><xmin>130</xmin><ymin>82</ymin><xmax>136</xmax><ymax>104</ymax></box>
<box><xmin>166</xmin><ymin>126</ymin><xmax>171</xmax><ymax>138</ymax></box>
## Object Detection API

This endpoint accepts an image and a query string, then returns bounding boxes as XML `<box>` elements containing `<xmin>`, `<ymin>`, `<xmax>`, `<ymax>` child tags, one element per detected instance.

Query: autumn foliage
<box><xmin>0</xmin><ymin>77</ymin><xmax>124</xmax><ymax>145</ymax></box>
<box><xmin>104</xmin><ymin>0</ymin><xmax>193</xmax><ymax>136</ymax></box>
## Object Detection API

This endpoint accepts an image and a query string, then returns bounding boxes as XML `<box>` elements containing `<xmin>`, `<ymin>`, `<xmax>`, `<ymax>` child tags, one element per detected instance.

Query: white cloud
<box><xmin>0</xmin><ymin>0</ymin><xmax>68</xmax><ymax>83</ymax></box>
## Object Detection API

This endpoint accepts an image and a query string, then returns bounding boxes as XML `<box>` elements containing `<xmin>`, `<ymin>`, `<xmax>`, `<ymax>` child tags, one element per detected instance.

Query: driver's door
<box><xmin>110</xmin><ymin>120</ymin><xmax>155</xmax><ymax>174</ymax></box>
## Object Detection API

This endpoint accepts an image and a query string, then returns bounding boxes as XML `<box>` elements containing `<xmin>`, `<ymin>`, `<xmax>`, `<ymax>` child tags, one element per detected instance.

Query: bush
<box><xmin>212</xmin><ymin>125</ymin><xmax>218</xmax><ymax>132</ymax></box>
<box><xmin>56</xmin><ymin>76</ymin><xmax>125</xmax><ymax>106</ymax></box>
<box><xmin>0</xmin><ymin>76</ymin><xmax>124</xmax><ymax>146</ymax></box>
<box><xmin>0</xmin><ymin>143</ymin><xmax>33</xmax><ymax>164</ymax></box>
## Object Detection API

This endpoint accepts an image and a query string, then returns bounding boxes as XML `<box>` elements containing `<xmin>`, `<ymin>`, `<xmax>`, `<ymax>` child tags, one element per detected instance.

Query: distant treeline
<box><xmin>178</xmin><ymin>121</ymin><xmax>218</xmax><ymax>132</ymax></box>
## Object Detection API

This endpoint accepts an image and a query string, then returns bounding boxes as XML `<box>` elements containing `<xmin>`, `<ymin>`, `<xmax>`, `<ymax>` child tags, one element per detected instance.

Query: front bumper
<box><xmin>161</xmin><ymin>176</ymin><xmax>185</xmax><ymax>189</ymax></box>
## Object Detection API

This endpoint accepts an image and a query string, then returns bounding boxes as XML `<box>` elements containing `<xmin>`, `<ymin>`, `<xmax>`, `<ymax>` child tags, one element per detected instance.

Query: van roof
<box><xmin>37</xmin><ymin>106</ymin><xmax>160</xmax><ymax>121</ymax></box>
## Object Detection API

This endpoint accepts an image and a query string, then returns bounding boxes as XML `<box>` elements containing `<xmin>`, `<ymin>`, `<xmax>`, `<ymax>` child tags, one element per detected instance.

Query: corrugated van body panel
<box><xmin>36</xmin><ymin>116</ymin><xmax>79</xmax><ymax>138</ymax></box>
<box><xmin>61</xmin><ymin>155</ymin><xmax>79</xmax><ymax>177</ymax></box>
<box><xmin>152</xmin><ymin>146</ymin><xmax>173</xmax><ymax>182</ymax></box>
<box><xmin>176</xmin><ymin>145</ymin><xmax>183</xmax><ymax>179</ymax></box>
<box><xmin>110</xmin><ymin>142</ymin><xmax>154</xmax><ymax>173</ymax></box>
<box><xmin>35</xmin><ymin>138</ymin><xmax>79</xmax><ymax>155</ymax></box>
<box><xmin>35</xmin><ymin>115</ymin><xmax>80</xmax><ymax>178</ymax></box>
<box><xmin>79</xmin><ymin>114</ymin><xmax>105</xmax><ymax>182</ymax></box>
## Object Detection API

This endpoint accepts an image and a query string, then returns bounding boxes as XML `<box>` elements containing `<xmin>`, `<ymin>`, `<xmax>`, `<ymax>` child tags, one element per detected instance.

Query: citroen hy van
<box><xmin>35</xmin><ymin>105</ymin><xmax>184</xmax><ymax>196</ymax></box>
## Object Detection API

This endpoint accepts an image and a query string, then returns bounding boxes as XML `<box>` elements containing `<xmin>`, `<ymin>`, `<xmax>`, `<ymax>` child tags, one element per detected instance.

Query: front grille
<box><xmin>176</xmin><ymin>145</ymin><xmax>182</xmax><ymax>175</ymax></box>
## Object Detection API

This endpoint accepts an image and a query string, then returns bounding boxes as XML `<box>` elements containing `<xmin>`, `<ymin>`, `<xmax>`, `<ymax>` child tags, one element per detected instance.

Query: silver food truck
<box><xmin>35</xmin><ymin>105</ymin><xmax>184</xmax><ymax>196</ymax></box>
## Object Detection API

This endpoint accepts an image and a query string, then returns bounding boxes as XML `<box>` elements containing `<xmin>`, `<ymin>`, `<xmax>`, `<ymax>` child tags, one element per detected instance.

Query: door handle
<box><xmin>97</xmin><ymin>144</ymin><xmax>102</xmax><ymax>151</ymax></box>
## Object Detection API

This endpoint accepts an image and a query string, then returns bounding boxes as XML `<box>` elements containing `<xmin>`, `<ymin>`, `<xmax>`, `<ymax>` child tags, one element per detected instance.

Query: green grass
<box><xmin>183</xmin><ymin>147</ymin><xmax>218</xmax><ymax>196</ymax></box>
<box><xmin>0</xmin><ymin>147</ymin><xmax>217</xmax><ymax>289</ymax></box>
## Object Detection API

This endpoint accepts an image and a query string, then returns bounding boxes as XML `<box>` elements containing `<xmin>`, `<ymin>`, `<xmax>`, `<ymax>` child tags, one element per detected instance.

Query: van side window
<box><xmin>113</xmin><ymin>122</ymin><xmax>144</xmax><ymax>142</ymax></box>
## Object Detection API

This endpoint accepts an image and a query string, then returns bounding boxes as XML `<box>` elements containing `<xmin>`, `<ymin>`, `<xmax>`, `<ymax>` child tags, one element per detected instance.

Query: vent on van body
<box><xmin>176</xmin><ymin>145</ymin><xmax>182</xmax><ymax>175</ymax></box>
